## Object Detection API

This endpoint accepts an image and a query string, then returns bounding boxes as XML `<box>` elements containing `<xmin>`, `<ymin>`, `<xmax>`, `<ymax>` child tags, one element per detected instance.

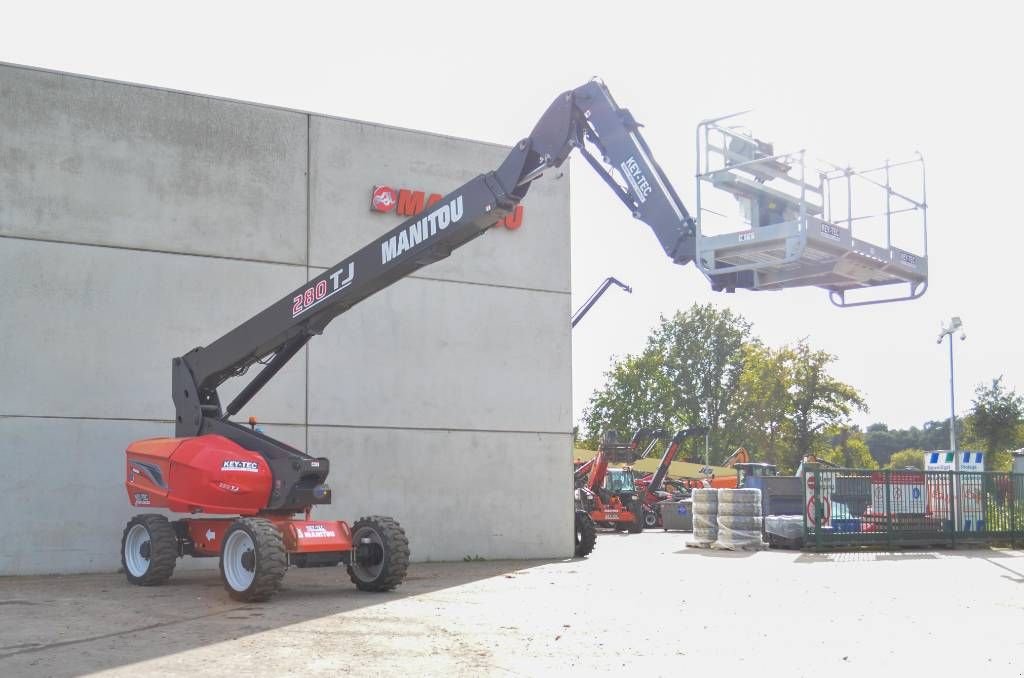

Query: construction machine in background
<box><xmin>575</xmin><ymin>430</ymin><xmax>649</xmax><ymax>534</ymax></box>
<box><xmin>634</xmin><ymin>428</ymin><xmax>707</xmax><ymax>528</ymax></box>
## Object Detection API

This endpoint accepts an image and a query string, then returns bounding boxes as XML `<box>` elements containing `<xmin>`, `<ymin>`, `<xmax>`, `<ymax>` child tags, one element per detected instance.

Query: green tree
<box><xmin>886</xmin><ymin>448</ymin><xmax>926</xmax><ymax>470</ymax></box>
<box><xmin>579</xmin><ymin>350</ymin><xmax>671</xmax><ymax>448</ymax></box>
<box><xmin>579</xmin><ymin>307</ymin><xmax>866</xmax><ymax>470</ymax></box>
<box><xmin>968</xmin><ymin>376</ymin><xmax>1023</xmax><ymax>471</ymax></box>
<box><xmin>647</xmin><ymin>304</ymin><xmax>753</xmax><ymax>462</ymax></box>
<box><xmin>787</xmin><ymin>341</ymin><xmax>867</xmax><ymax>470</ymax></box>
<box><xmin>726</xmin><ymin>343</ymin><xmax>795</xmax><ymax>469</ymax></box>
<box><xmin>819</xmin><ymin>427</ymin><xmax>878</xmax><ymax>470</ymax></box>
<box><xmin>581</xmin><ymin>304</ymin><xmax>752</xmax><ymax>460</ymax></box>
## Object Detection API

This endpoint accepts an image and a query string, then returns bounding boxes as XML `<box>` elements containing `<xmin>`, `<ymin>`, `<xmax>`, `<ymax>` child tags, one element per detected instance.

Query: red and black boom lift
<box><xmin>119</xmin><ymin>78</ymin><xmax>912</xmax><ymax>601</ymax></box>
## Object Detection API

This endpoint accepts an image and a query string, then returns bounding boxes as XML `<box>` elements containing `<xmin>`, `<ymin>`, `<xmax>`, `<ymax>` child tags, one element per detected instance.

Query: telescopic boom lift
<box><xmin>122</xmin><ymin>78</ymin><xmax>919</xmax><ymax>602</ymax></box>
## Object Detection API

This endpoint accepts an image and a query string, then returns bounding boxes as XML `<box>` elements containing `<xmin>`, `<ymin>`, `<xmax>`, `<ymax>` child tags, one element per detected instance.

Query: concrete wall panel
<box><xmin>0</xmin><ymin>238</ymin><xmax>307</xmax><ymax>424</ymax></box>
<box><xmin>0</xmin><ymin>63</ymin><xmax>571</xmax><ymax>575</ymax></box>
<box><xmin>309</xmin><ymin>117</ymin><xmax>571</xmax><ymax>293</ymax></box>
<box><xmin>307</xmin><ymin>277</ymin><xmax>571</xmax><ymax>433</ymax></box>
<box><xmin>307</xmin><ymin>426</ymin><xmax>574</xmax><ymax>562</ymax></box>
<box><xmin>0</xmin><ymin>64</ymin><xmax>308</xmax><ymax>264</ymax></box>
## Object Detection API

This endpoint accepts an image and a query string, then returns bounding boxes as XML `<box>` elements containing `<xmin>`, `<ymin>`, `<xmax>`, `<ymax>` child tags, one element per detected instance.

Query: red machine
<box><xmin>123</xmin><ymin>79</ymin><xmax>731</xmax><ymax>602</ymax></box>
<box><xmin>634</xmin><ymin>428</ymin><xmax>707</xmax><ymax>528</ymax></box>
<box><xmin>574</xmin><ymin>430</ymin><xmax>650</xmax><ymax>533</ymax></box>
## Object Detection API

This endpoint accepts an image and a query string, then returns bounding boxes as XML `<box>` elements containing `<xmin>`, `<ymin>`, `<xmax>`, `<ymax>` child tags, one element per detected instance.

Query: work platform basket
<box><xmin>694</xmin><ymin>114</ymin><xmax>927</xmax><ymax>307</ymax></box>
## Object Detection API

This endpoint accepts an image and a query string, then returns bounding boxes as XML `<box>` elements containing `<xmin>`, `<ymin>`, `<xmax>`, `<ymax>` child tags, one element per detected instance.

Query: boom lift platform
<box><xmin>694</xmin><ymin>113</ymin><xmax>928</xmax><ymax>307</ymax></box>
<box><xmin>120</xmin><ymin>79</ymin><xmax>928</xmax><ymax>602</ymax></box>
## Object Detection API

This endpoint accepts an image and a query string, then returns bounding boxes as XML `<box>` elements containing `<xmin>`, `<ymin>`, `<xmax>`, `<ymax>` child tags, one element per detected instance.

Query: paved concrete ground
<box><xmin>2</xmin><ymin>531</ymin><xmax>1023</xmax><ymax>677</ymax></box>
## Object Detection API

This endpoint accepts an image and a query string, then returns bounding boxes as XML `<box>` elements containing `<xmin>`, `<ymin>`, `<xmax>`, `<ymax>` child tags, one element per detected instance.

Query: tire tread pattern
<box><xmin>122</xmin><ymin>514</ymin><xmax>178</xmax><ymax>586</ymax></box>
<box><xmin>348</xmin><ymin>515</ymin><xmax>410</xmax><ymax>592</ymax></box>
<box><xmin>574</xmin><ymin>511</ymin><xmax>597</xmax><ymax>557</ymax></box>
<box><xmin>224</xmin><ymin>517</ymin><xmax>287</xmax><ymax>603</ymax></box>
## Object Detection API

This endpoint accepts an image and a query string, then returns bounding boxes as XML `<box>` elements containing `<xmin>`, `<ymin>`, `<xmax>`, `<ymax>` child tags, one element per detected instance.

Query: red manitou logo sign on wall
<box><xmin>370</xmin><ymin>185</ymin><xmax>524</xmax><ymax>230</ymax></box>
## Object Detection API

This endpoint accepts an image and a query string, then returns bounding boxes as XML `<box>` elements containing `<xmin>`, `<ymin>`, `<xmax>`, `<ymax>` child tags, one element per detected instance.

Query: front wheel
<box><xmin>574</xmin><ymin>510</ymin><xmax>597</xmax><ymax>557</ymax></box>
<box><xmin>348</xmin><ymin>516</ymin><xmax>410</xmax><ymax>592</ymax></box>
<box><xmin>220</xmin><ymin>518</ymin><xmax>287</xmax><ymax>602</ymax></box>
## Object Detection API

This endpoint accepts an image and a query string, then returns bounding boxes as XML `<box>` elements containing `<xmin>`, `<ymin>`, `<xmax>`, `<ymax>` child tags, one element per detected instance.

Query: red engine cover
<box><xmin>126</xmin><ymin>435</ymin><xmax>272</xmax><ymax>515</ymax></box>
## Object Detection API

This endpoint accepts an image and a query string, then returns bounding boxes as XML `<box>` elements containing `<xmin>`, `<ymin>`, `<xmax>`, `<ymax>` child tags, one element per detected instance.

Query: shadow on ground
<box><xmin>0</xmin><ymin>557</ymin><xmax>558</xmax><ymax>676</ymax></box>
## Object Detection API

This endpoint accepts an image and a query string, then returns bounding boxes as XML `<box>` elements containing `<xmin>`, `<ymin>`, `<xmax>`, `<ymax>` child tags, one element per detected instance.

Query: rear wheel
<box><xmin>643</xmin><ymin>507</ymin><xmax>659</xmax><ymax>529</ymax></box>
<box><xmin>121</xmin><ymin>514</ymin><xmax>177</xmax><ymax>586</ymax></box>
<box><xmin>348</xmin><ymin>516</ymin><xmax>409</xmax><ymax>592</ymax></box>
<box><xmin>574</xmin><ymin>511</ymin><xmax>597</xmax><ymax>557</ymax></box>
<box><xmin>627</xmin><ymin>502</ymin><xmax>645</xmax><ymax>534</ymax></box>
<box><xmin>220</xmin><ymin>518</ymin><xmax>287</xmax><ymax>602</ymax></box>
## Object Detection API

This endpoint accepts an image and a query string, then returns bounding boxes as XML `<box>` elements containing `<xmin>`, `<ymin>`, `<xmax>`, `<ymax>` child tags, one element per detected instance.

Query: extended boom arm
<box><xmin>172</xmin><ymin>80</ymin><xmax>705</xmax><ymax>512</ymax></box>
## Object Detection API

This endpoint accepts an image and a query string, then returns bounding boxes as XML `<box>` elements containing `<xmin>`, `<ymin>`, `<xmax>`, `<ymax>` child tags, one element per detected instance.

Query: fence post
<box><xmin>1011</xmin><ymin>473</ymin><xmax>1017</xmax><ymax>549</ymax></box>
<box><xmin>815</xmin><ymin>468</ymin><xmax>822</xmax><ymax>551</ymax></box>
<box><xmin>948</xmin><ymin>472</ymin><xmax>956</xmax><ymax>549</ymax></box>
<box><xmin>885</xmin><ymin>470</ymin><xmax>892</xmax><ymax>550</ymax></box>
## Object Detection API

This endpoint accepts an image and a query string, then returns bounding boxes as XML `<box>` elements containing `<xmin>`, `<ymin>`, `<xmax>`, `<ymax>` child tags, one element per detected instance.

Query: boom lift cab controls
<box><xmin>121</xmin><ymin>79</ymin><xmax>926</xmax><ymax>601</ymax></box>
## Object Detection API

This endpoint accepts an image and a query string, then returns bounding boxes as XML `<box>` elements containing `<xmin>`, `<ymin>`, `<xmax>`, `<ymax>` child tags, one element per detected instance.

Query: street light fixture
<box><xmin>937</xmin><ymin>317</ymin><xmax>966</xmax><ymax>454</ymax></box>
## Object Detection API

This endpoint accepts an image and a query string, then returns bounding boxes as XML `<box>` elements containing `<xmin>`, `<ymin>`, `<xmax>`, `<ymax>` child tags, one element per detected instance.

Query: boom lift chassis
<box><xmin>121</xmin><ymin>79</ymin><xmax>926</xmax><ymax>601</ymax></box>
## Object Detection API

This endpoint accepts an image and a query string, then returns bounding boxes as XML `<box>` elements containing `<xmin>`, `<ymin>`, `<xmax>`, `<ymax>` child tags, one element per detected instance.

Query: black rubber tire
<box><xmin>612</xmin><ymin>523</ymin><xmax>627</xmax><ymax>532</ymax></box>
<box><xmin>718</xmin><ymin>489</ymin><xmax>761</xmax><ymax>504</ymax></box>
<box><xmin>718</xmin><ymin>515</ymin><xmax>763</xmax><ymax>531</ymax></box>
<box><xmin>691</xmin><ymin>489</ymin><xmax>719</xmax><ymax>504</ymax></box>
<box><xmin>627</xmin><ymin>502</ymin><xmax>645</xmax><ymax>534</ymax></box>
<box><xmin>121</xmin><ymin>514</ymin><xmax>178</xmax><ymax>586</ymax></box>
<box><xmin>220</xmin><ymin>518</ymin><xmax>287</xmax><ymax>602</ymax></box>
<box><xmin>574</xmin><ymin>511</ymin><xmax>597</xmax><ymax>557</ymax></box>
<box><xmin>348</xmin><ymin>516</ymin><xmax>410</xmax><ymax>592</ymax></box>
<box><xmin>643</xmin><ymin>508</ymin><xmax>659</xmax><ymax>529</ymax></box>
<box><xmin>718</xmin><ymin>503</ymin><xmax>762</xmax><ymax>517</ymax></box>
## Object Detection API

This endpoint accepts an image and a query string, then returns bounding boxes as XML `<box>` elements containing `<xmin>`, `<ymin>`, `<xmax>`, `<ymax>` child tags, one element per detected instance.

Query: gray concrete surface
<box><xmin>0</xmin><ymin>62</ymin><xmax>572</xmax><ymax>575</ymax></box>
<box><xmin>2</xmin><ymin>534</ymin><xmax>1022</xmax><ymax>677</ymax></box>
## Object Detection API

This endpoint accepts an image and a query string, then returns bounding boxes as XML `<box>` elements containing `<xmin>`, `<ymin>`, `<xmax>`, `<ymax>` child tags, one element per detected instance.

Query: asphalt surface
<box><xmin>2</xmin><ymin>532</ymin><xmax>1023</xmax><ymax>676</ymax></box>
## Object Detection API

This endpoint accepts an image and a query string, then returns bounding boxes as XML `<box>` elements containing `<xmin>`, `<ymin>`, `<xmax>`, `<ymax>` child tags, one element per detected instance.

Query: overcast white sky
<box><xmin>5</xmin><ymin>1</ymin><xmax>1021</xmax><ymax>431</ymax></box>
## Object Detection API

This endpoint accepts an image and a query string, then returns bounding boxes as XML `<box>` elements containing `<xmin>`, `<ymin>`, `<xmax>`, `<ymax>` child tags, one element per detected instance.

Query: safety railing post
<box><xmin>885</xmin><ymin>470</ymin><xmax>893</xmax><ymax>549</ymax></box>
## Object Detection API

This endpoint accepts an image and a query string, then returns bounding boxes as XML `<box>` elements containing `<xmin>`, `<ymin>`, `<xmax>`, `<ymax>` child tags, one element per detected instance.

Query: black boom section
<box><xmin>174</xmin><ymin>166</ymin><xmax>531</xmax><ymax>438</ymax></box>
<box><xmin>170</xmin><ymin>78</ymin><xmax>703</xmax><ymax>513</ymax></box>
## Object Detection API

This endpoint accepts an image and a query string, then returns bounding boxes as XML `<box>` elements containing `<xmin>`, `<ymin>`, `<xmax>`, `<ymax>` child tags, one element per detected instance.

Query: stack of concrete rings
<box><xmin>691</xmin><ymin>488</ymin><xmax>719</xmax><ymax>545</ymax></box>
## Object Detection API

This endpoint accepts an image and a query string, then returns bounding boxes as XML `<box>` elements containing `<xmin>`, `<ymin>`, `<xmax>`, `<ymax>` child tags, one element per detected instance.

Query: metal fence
<box><xmin>803</xmin><ymin>468</ymin><xmax>1024</xmax><ymax>548</ymax></box>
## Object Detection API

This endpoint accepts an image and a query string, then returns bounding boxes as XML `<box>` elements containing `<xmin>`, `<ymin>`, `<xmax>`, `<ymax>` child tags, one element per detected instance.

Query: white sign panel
<box><xmin>924</xmin><ymin>451</ymin><xmax>984</xmax><ymax>472</ymax></box>
<box><xmin>870</xmin><ymin>472</ymin><xmax>926</xmax><ymax>514</ymax></box>
<box><xmin>803</xmin><ymin>471</ymin><xmax>834</xmax><ymax>527</ymax></box>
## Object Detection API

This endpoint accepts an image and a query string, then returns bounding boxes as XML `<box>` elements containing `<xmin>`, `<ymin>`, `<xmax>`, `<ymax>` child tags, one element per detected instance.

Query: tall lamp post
<box><xmin>937</xmin><ymin>317</ymin><xmax>966</xmax><ymax>453</ymax></box>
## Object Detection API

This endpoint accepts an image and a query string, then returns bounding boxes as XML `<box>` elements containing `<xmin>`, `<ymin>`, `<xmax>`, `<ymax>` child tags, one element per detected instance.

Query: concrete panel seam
<box><xmin>0</xmin><ymin>415</ymin><xmax>570</xmax><ymax>437</ymax></box>
<box><xmin>1</xmin><ymin>235</ymin><xmax>571</xmax><ymax>296</ymax></box>
<box><xmin>304</xmin><ymin>266</ymin><xmax>572</xmax><ymax>297</ymax></box>
<box><xmin>307</xmin><ymin>423</ymin><xmax>573</xmax><ymax>436</ymax></box>
<box><xmin>0</xmin><ymin>414</ymin><xmax>306</xmax><ymax>427</ymax></box>
<box><xmin>305</xmin><ymin>112</ymin><xmax>312</xmax><ymax>451</ymax></box>
<box><xmin>0</xmin><ymin>234</ymin><xmax>305</xmax><ymax>269</ymax></box>
<box><xmin>0</xmin><ymin>61</ymin><xmax>513</xmax><ymax>152</ymax></box>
